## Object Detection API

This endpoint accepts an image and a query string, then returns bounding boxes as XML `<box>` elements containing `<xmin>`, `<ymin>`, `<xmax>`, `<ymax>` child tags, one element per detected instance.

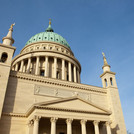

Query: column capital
<box><xmin>93</xmin><ymin>120</ymin><xmax>100</xmax><ymax>126</ymax></box>
<box><xmin>50</xmin><ymin>117</ymin><xmax>58</xmax><ymax>123</ymax></box>
<box><xmin>34</xmin><ymin>115</ymin><xmax>41</xmax><ymax>122</ymax></box>
<box><xmin>27</xmin><ymin>119</ymin><xmax>34</xmax><ymax>127</ymax></box>
<box><xmin>105</xmin><ymin>121</ymin><xmax>112</xmax><ymax>126</ymax></box>
<box><xmin>80</xmin><ymin>119</ymin><xmax>87</xmax><ymax>125</ymax></box>
<box><xmin>66</xmin><ymin>118</ymin><xmax>73</xmax><ymax>124</ymax></box>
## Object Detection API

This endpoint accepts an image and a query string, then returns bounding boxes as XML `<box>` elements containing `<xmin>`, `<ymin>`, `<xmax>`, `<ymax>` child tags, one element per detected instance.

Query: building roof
<box><xmin>25</xmin><ymin>23</ymin><xmax>70</xmax><ymax>49</ymax></box>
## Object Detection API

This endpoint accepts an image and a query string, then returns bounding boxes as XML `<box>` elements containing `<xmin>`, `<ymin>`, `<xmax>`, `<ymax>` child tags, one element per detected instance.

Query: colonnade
<box><xmin>28</xmin><ymin>116</ymin><xmax>112</xmax><ymax>134</ymax></box>
<box><xmin>13</xmin><ymin>56</ymin><xmax>80</xmax><ymax>83</ymax></box>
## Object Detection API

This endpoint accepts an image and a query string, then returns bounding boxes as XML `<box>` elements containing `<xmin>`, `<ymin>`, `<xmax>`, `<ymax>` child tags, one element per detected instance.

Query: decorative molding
<box><xmin>100</xmin><ymin>71</ymin><xmax>116</xmax><ymax>78</ymax></box>
<box><xmin>2</xmin><ymin>113</ymin><xmax>26</xmax><ymax>118</ymax></box>
<box><xmin>35</xmin><ymin>106</ymin><xmax>111</xmax><ymax>115</ymax></box>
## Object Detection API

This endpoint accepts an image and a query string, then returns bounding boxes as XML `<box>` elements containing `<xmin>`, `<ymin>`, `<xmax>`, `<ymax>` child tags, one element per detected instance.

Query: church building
<box><xmin>0</xmin><ymin>21</ymin><xmax>126</xmax><ymax>134</ymax></box>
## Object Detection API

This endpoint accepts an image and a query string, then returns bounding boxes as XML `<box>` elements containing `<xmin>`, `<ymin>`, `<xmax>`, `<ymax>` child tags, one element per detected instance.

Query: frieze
<box><xmin>34</xmin><ymin>84</ymin><xmax>91</xmax><ymax>100</ymax></box>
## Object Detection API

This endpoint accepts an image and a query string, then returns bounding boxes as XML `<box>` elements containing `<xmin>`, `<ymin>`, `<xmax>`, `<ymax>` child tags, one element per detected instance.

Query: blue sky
<box><xmin>0</xmin><ymin>0</ymin><xmax>134</xmax><ymax>132</ymax></box>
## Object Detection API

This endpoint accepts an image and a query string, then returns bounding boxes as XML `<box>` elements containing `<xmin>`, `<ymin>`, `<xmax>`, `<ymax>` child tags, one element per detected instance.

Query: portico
<box><xmin>28</xmin><ymin>116</ymin><xmax>111</xmax><ymax>134</ymax></box>
<box><xmin>26</xmin><ymin>96</ymin><xmax>112</xmax><ymax>134</ymax></box>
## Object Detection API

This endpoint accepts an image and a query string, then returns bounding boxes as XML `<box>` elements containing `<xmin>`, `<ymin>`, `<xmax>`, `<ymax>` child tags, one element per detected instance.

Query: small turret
<box><xmin>2</xmin><ymin>23</ymin><xmax>15</xmax><ymax>46</ymax></box>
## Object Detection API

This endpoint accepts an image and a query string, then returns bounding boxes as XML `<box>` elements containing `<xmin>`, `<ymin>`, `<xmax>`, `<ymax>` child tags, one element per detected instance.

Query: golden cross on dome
<box><xmin>49</xmin><ymin>19</ymin><xmax>51</xmax><ymax>25</ymax></box>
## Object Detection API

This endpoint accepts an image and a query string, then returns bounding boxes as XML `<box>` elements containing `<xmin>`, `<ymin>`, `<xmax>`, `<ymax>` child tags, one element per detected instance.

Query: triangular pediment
<box><xmin>34</xmin><ymin>96</ymin><xmax>111</xmax><ymax>114</ymax></box>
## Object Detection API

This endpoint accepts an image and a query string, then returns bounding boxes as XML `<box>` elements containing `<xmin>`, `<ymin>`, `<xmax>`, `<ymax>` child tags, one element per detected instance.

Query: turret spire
<box><xmin>102</xmin><ymin>52</ymin><xmax>108</xmax><ymax>66</ymax></box>
<box><xmin>102</xmin><ymin>52</ymin><xmax>111</xmax><ymax>72</ymax></box>
<box><xmin>2</xmin><ymin>23</ymin><xmax>15</xmax><ymax>46</ymax></box>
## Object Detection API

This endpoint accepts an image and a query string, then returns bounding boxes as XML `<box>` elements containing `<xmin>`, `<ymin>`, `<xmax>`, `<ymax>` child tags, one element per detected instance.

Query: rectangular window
<box><xmin>40</xmin><ymin>70</ymin><xmax>45</xmax><ymax>76</ymax></box>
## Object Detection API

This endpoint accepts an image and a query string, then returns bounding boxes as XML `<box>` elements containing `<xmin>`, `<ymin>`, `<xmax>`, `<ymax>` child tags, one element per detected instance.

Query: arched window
<box><xmin>104</xmin><ymin>79</ymin><xmax>107</xmax><ymax>87</ymax></box>
<box><xmin>0</xmin><ymin>52</ymin><xmax>8</xmax><ymax>63</ymax></box>
<box><xmin>110</xmin><ymin>77</ymin><xmax>113</xmax><ymax>86</ymax></box>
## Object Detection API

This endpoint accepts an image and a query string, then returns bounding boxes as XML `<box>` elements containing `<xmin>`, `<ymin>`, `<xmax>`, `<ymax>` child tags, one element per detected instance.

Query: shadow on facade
<box><xmin>1</xmin><ymin>71</ymin><xmax>18</xmax><ymax>133</ymax></box>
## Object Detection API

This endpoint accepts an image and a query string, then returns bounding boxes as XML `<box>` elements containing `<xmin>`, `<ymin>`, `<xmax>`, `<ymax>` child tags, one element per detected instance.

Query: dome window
<box><xmin>45</xmin><ymin>37</ymin><xmax>47</xmax><ymax>39</ymax></box>
<box><xmin>56</xmin><ymin>39</ymin><xmax>58</xmax><ymax>41</ymax></box>
<box><xmin>51</xmin><ymin>37</ymin><xmax>53</xmax><ymax>39</ymax></box>
<box><xmin>39</xmin><ymin>37</ymin><xmax>41</xmax><ymax>39</ymax></box>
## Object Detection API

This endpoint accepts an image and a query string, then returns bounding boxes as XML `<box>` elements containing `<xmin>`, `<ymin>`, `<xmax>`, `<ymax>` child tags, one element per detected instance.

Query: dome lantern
<box><xmin>45</xmin><ymin>19</ymin><xmax>54</xmax><ymax>32</ymax></box>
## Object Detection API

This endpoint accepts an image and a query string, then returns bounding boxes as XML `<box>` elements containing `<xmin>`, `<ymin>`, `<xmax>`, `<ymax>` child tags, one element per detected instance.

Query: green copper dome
<box><xmin>25</xmin><ymin>22</ymin><xmax>70</xmax><ymax>49</ymax></box>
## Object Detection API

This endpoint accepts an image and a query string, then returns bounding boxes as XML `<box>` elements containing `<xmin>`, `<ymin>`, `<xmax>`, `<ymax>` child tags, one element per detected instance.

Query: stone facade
<box><xmin>0</xmin><ymin>23</ymin><xmax>127</xmax><ymax>134</ymax></box>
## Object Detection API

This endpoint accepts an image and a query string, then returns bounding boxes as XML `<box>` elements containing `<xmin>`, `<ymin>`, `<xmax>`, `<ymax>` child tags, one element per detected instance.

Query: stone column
<box><xmin>27</xmin><ymin>58</ymin><xmax>31</xmax><ymax>73</ymax></box>
<box><xmin>45</xmin><ymin>56</ymin><xmax>49</xmax><ymax>77</ymax></box>
<box><xmin>73</xmin><ymin>65</ymin><xmax>77</xmax><ymax>82</ymax></box>
<box><xmin>20</xmin><ymin>60</ymin><xmax>24</xmax><ymax>72</ymax></box>
<box><xmin>66</xmin><ymin>118</ymin><xmax>73</xmax><ymax>134</ymax></box>
<box><xmin>68</xmin><ymin>62</ymin><xmax>72</xmax><ymax>81</ymax></box>
<box><xmin>105</xmin><ymin>121</ymin><xmax>111</xmax><ymax>134</ymax></box>
<box><xmin>15</xmin><ymin>63</ymin><xmax>19</xmax><ymax>71</ymax></box>
<box><xmin>33</xmin><ymin>116</ymin><xmax>40</xmax><ymax>134</ymax></box>
<box><xmin>62</xmin><ymin>59</ymin><xmax>65</xmax><ymax>80</ymax></box>
<box><xmin>50</xmin><ymin>117</ymin><xmax>57</xmax><ymax>134</ymax></box>
<box><xmin>80</xmin><ymin>119</ymin><xmax>87</xmax><ymax>134</ymax></box>
<box><xmin>0</xmin><ymin>53</ymin><xmax>2</xmax><ymax>59</ymax></box>
<box><xmin>27</xmin><ymin>120</ymin><xmax>34</xmax><ymax>134</ymax></box>
<box><xmin>35</xmin><ymin>56</ymin><xmax>39</xmax><ymax>75</ymax></box>
<box><xmin>93</xmin><ymin>121</ymin><xmax>100</xmax><ymax>134</ymax></box>
<box><xmin>77</xmin><ymin>69</ymin><xmax>80</xmax><ymax>83</ymax></box>
<box><xmin>53</xmin><ymin>57</ymin><xmax>57</xmax><ymax>78</ymax></box>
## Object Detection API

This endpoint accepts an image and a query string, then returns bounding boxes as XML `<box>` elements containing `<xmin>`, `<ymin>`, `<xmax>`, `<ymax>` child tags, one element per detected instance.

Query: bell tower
<box><xmin>100</xmin><ymin>52</ymin><xmax>126</xmax><ymax>134</ymax></box>
<box><xmin>0</xmin><ymin>24</ymin><xmax>16</xmax><ymax>118</ymax></box>
<box><xmin>100</xmin><ymin>52</ymin><xmax>117</xmax><ymax>88</ymax></box>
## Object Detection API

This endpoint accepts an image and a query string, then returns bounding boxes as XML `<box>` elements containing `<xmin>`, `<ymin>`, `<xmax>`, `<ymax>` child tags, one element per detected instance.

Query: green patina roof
<box><xmin>25</xmin><ymin>23</ymin><xmax>70</xmax><ymax>49</ymax></box>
